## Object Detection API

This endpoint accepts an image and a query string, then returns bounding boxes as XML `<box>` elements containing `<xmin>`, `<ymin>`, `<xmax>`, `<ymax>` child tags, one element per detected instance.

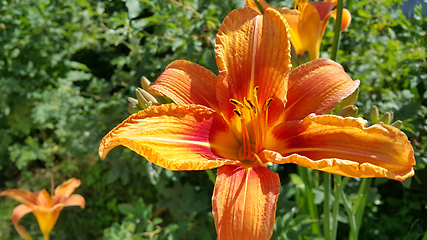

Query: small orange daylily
<box><xmin>0</xmin><ymin>178</ymin><xmax>85</xmax><ymax>240</ymax></box>
<box><xmin>99</xmin><ymin>8</ymin><xmax>414</xmax><ymax>240</ymax></box>
<box><xmin>246</xmin><ymin>0</ymin><xmax>352</xmax><ymax>60</ymax></box>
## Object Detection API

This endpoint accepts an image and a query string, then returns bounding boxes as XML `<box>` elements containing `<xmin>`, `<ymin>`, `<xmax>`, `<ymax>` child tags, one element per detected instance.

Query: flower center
<box><xmin>230</xmin><ymin>87</ymin><xmax>273</xmax><ymax>167</ymax></box>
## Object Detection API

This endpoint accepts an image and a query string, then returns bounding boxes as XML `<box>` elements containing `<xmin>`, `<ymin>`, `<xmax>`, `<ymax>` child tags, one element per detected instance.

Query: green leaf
<box><xmin>126</xmin><ymin>0</ymin><xmax>141</xmax><ymax>19</ymax></box>
<box><xmin>118</xmin><ymin>203</ymin><xmax>135</xmax><ymax>215</ymax></box>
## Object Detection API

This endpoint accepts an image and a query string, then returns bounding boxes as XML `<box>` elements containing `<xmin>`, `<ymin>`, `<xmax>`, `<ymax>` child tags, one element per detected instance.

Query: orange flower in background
<box><xmin>246</xmin><ymin>0</ymin><xmax>352</xmax><ymax>60</ymax></box>
<box><xmin>0</xmin><ymin>178</ymin><xmax>85</xmax><ymax>240</ymax></box>
<box><xmin>99</xmin><ymin>8</ymin><xmax>414</xmax><ymax>240</ymax></box>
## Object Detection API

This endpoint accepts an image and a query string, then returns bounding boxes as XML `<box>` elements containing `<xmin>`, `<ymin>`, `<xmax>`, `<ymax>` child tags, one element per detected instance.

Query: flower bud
<box><xmin>379</xmin><ymin>112</ymin><xmax>392</xmax><ymax>125</ymax></box>
<box><xmin>336</xmin><ymin>88</ymin><xmax>359</xmax><ymax>113</ymax></box>
<box><xmin>391</xmin><ymin>120</ymin><xmax>403</xmax><ymax>129</ymax></box>
<box><xmin>337</xmin><ymin>105</ymin><xmax>358</xmax><ymax>117</ymax></box>
<box><xmin>370</xmin><ymin>106</ymin><xmax>379</xmax><ymax>124</ymax></box>
<box><xmin>136</xmin><ymin>87</ymin><xmax>158</xmax><ymax>109</ymax></box>
<box><xmin>140</xmin><ymin>76</ymin><xmax>151</xmax><ymax>91</ymax></box>
<box><xmin>127</xmin><ymin>105</ymin><xmax>140</xmax><ymax>114</ymax></box>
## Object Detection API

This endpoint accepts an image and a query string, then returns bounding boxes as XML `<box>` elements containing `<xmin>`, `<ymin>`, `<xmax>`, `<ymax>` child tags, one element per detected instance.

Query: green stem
<box><xmin>350</xmin><ymin>178</ymin><xmax>372</xmax><ymax>239</ymax></box>
<box><xmin>330</xmin><ymin>0</ymin><xmax>344</xmax><ymax>61</ymax></box>
<box><xmin>341</xmin><ymin>191</ymin><xmax>358</xmax><ymax>240</ymax></box>
<box><xmin>253</xmin><ymin>0</ymin><xmax>264</xmax><ymax>14</ymax></box>
<box><xmin>299</xmin><ymin>166</ymin><xmax>321</xmax><ymax>235</ymax></box>
<box><xmin>323</xmin><ymin>172</ymin><xmax>331</xmax><ymax>240</ymax></box>
<box><xmin>331</xmin><ymin>177</ymin><xmax>350</xmax><ymax>240</ymax></box>
<box><xmin>205</xmin><ymin>169</ymin><xmax>216</xmax><ymax>184</ymax></box>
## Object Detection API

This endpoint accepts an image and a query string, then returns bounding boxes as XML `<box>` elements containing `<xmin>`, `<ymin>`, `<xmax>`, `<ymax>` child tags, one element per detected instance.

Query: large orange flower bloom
<box><xmin>246</xmin><ymin>0</ymin><xmax>352</xmax><ymax>60</ymax></box>
<box><xmin>99</xmin><ymin>8</ymin><xmax>414</xmax><ymax>240</ymax></box>
<box><xmin>0</xmin><ymin>178</ymin><xmax>85</xmax><ymax>240</ymax></box>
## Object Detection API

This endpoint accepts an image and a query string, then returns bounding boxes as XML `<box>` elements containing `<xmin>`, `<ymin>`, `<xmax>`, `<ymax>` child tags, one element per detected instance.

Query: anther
<box><xmin>230</xmin><ymin>99</ymin><xmax>244</xmax><ymax>108</ymax></box>
<box><xmin>233</xmin><ymin>109</ymin><xmax>243</xmax><ymax>119</ymax></box>
<box><xmin>245</xmin><ymin>99</ymin><xmax>257</xmax><ymax>113</ymax></box>
<box><xmin>264</xmin><ymin>98</ymin><xmax>273</xmax><ymax>111</ymax></box>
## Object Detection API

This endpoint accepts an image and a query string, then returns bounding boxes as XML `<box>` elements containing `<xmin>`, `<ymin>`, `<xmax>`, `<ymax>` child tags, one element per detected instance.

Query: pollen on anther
<box><xmin>230</xmin><ymin>99</ymin><xmax>245</xmax><ymax>108</ymax></box>
<box><xmin>233</xmin><ymin>109</ymin><xmax>243</xmax><ymax>119</ymax></box>
<box><xmin>264</xmin><ymin>98</ymin><xmax>273</xmax><ymax>111</ymax></box>
<box><xmin>245</xmin><ymin>99</ymin><xmax>257</xmax><ymax>113</ymax></box>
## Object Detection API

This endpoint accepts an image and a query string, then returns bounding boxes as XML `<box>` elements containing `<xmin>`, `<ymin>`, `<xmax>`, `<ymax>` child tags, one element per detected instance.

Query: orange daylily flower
<box><xmin>99</xmin><ymin>8</ymin><xmax>415</xmax><ymax>240</ymax></box>
<box><xmin>0</xmin><ymin>178</ymin><xmax>85</xmax><ymax>240</ymax></box>
<box><xmin>246</xmin><ymin>0</ymin><xmax>352</xmax><ymax>60</ymax></box>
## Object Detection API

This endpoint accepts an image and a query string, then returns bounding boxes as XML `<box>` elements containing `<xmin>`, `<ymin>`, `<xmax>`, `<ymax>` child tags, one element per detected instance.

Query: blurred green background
<box><xmin>0</xmin><ymin>0</ymin><xmax>426</xmax><ymax>239</ymax></box>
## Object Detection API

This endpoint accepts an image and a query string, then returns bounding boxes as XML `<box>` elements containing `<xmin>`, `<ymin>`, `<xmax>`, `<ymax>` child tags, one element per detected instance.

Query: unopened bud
<box><xmin>127</xmin><ymin>97</ymin><xmax>139</xmax><ymax>106</ymax></box>
<box><xmin>379</xmin><ymin>112</ymin><xmax>392</xmax><ymax>125</ymax></box>
<box><xmin>140</xmin><ymin>76</ymin><xmax>151</xmax><ymax>91</ymax></box>
<box><xmin>391</xmin><ymin>120</ymin><xmax>403</xmax><ymax>129</ymax></box>
<box><xmin>127</xmin><ymin>105</ymin><xmax>140</xmax><ymax>114</ymax></box>
<box><xmin>370</xmin><ymin>106</ymin><xmax>379</xmax><ymax>124</ymax></box>
<box><xmin>336</xmin><ymin>88</ymin><xmax>359</xmax><ymax>112</ymax></box>
<box><xmin>136</xmin><ymin>87</ymin><xmax>158</xmax><ymax>109</ymax></box>
<box><xmin>337</xmin><ymin>105</ymin><xmax>358</xmax><ymax>117</ymax></box>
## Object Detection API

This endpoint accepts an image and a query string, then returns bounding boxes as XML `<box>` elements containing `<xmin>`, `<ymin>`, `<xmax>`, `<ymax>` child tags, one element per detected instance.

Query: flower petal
<box><xmin>99</xmin><ymin>104</ymin><xmax>236</xmax><ymax>170</ymax></box>
<box><xmin>245</xmin><ymin>0</ymin><xmax>272</xmax><ymax>13</ymax></box>
<box><xmin>12</xmin><ymin>204</ymin><xmax>33</xmax><ymax>224</ymax></box>
<box><xmin>62</xmin><ymin>194</ymin><xmax>85</xmax><ymax>208</ymax></box>
<box><xmin>295</xmin><ymin>2</ymin><xmax>331</xmax><ymax>59</ymax></box>
<box><xmin>33</xmin><ymin>189</ymin><xmax>53</xmax><ymax>208</ymax></box>
<box><xmin>149</xmin><ymin>60</ymin><xmax>219</xmax><ymax>110</ymax></box>
<box><xmin>215</xmin><ymin>8</ymin><xmax>290</xmax><ymax>121</ymax></box>
<box><xmin>33</xmin><ymin>204</ymin><xmax>64</xmax><ymax>237</ymax></box>
<box><xmin>265</xmin><ymin>114</ymin><xmax>415</xmax><ymax>181</ymax></box>
<box><xmin>212</xmin><ymin>165</ymin><xmax>280</xmax><ymax>240</ymax></box>
<box><xmin>284</xmin><ymin>59</ymin><xmax>359</xmax><ymax>121</ymax></box>
<box><xmin>0</xmin><ymin>189</ymin><xmax>37</xmax><ymax>207</ymax></box>
<box><xmin>14</xmin><ymin>222</ymin><xmax>33</xmax><ymax>240</ymax></box>
<box><xmin>52</xmin><ymin>178</ymin><xmax>81</xmax><ymax>205</ymax></box>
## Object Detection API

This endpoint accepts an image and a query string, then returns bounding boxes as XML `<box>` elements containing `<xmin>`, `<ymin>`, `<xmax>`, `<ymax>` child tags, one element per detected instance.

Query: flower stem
<box><xmin>341</xmin><ymin>190</ymin><xmax>358</xmax><ymax>240</ymax></box>
<box><xmin>205</xmin><ymin>169</ymin><xmax>216</xmax><ymax>184</ymax></box>
<box><xmin>323</xmin><ymin>172</ymin><xmax>331</xmax><ymax>240</ymax></box>
<box><xmin>253</xmin><ymin>0</ymin><xmax>264</xmax><ymax>14</ymax></box>
<box><xmin>330</xmin><ymin>0</ymin><xmax>344</xmax><ymax>61</ymax></box>
<box><xmin>331</xmin><ymin>176</ymin><xmax>350</xmax><ymax>240</ymax></box>
<box><xmin>349</xmin><ymin>178</ymin><xmax>372</xmax><ymax>240</ymax></box>
<box><xmin>298</xmin><ymin>167</ymin><xmax>321</xmax><ymax>235</ymax></box>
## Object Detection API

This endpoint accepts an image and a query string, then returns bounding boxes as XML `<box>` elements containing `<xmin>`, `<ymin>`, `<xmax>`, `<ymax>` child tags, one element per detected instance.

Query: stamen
<box><xmin>254</xmin><ymin>86</ymin><xmax>259</xmax><ymax>96</ymax></box>
<box><xmin>264</xmin><ymin>98</ymin><xmax>273</xmax><ymax>111</ymax></box>
<box><xmin>254</xmin><ymin>153</ymin><xmax>268</xmax><ymax>167</ymax></box>
<box><xmin>233</xmin><ymin>109</ymin><xmax>243</xmax><ymax>119</ymax></box>
<box><xmin>245</xmin><ymin>99</ymin><xmax>257</xmax><ymax>113</ymax></box>
<box><xmin>230</xmin><ymin>99</ymin><xmax>245</xmax><ymax>109</ymax></box>
<box><xmin>241</xmin><ymin>118</ymin><xmax>251</xmax><ymax>159</ymax></box>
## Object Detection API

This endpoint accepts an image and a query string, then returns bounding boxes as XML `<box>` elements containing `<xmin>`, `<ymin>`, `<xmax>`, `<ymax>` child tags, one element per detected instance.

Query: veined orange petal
<box><xmin>33</xmin><ymin>204</ymin><xmax>64</xmax><ymax>237</ymax></box>
<box><xmin>265</xmin><ymin>114</ymin><xmax>415</xmax><ymax>181</ymax></box>
<box><xmin>330</xmin><ymin>8</ymin><xmax>352</xmax><ymax>32</ymax></box>
<box><xmin>99</xmin><ymin>104</ymin><xmax>237</xmax><ymax>170</ymax></box>
<box><xmin>245</xmin><ymin>0</ymin><xmax>272</xmax><ymax>13</ymax></box>
<box><xmin>12</xmin><ymin>204</ymin><xmax>33</xmax><ymax>224</ymax></box>
<box><xmin>62</xmin><ymin>194</ymin><xmax>85</xmax><ymax>208</ymax></box>
<box><xmin>0</xmin><ymin>189</ymin><xmax>37</xmax><ymax>207</ymax></box>
<box><xmin>52</xmin><ymin>178</ymin><xmax>81</xmax><ymax>205</ymax></box>
<box><xmin>149</xmin><ymin>60</ymin><xmax>219</xmax><ymax>110</ymax></box>
<box><xmin>212</xmin><ymin>165</ymin><xmax>280</xmax><ymax>240</ymax></box>
<box><xmin>284</xmin><ymin>59</ymin><xmax>359</xmax><ymax>121</ymax></box>
<box><xmin>296</xmin><ymin>3</ymin><xmax>327</xmax><ymax>59</ymax></box>
<box><xmin>215</xmin><ymin>8</ymin><xmax>290</xmax><ymax>121</ymax></box>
